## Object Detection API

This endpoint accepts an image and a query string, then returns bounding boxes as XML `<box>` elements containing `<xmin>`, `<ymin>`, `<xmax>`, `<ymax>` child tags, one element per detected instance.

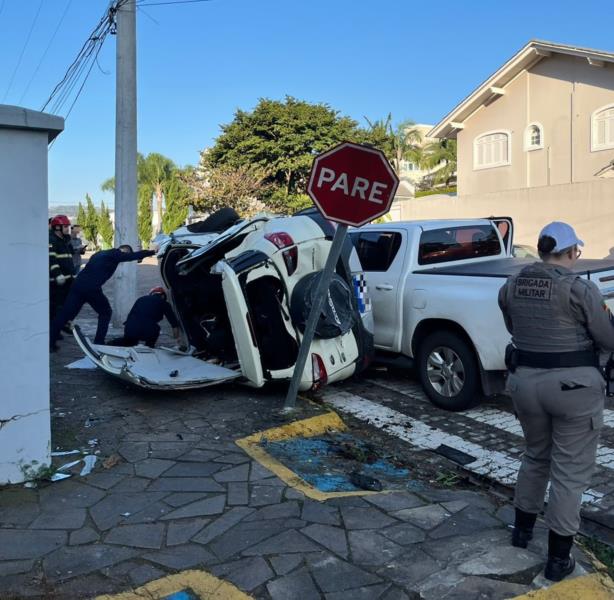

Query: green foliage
<box><xmin>138</xmin><ymin>184</ymin><xmax>153</xmax><ymax>248</ymax></box>
<box><xmin>266</xmin><ymin>190</ymin><xmax>312</xmax><ymax>215</ymax></box>
<box><xmin>162</xmin><ymin>174</ymin><xmax>190</xmax><ymax>234</ymax></box>
<box><xmin>98</xmin><ymin>201</ymin><xmax>114</xmax><ymax>248</ymax></box>
<box><xmin>363</xmin><ymin>114</ymin><xmax>422</xmax><ymax>173</ymax></box>
<box><xmin>76</xmin><ymin>202</ymin><xmax>86</xmax><ymax>228</ymax></box>
<box><xmin>416</xmin><ymin>186</ymin><xmax>457</xmax><ymax>197</ymax></box>
<box><xmin>83</xmin><ymin>194</ymin><xmax>99</xmax><ymax>249</ymax></box>
<box><xmin>205</xmin><ymin>96</ymin><xmax>364</xmax><ymax>210</ymax></box>
<box><xmin>422</xmin><ymin>139</ymin><xmax>457</xmax><ymax>186</ymax></box>
<box><xmin>582</xmin><ymin>537</ymin><xmax>614</xmax><ymax>579</ymax></box>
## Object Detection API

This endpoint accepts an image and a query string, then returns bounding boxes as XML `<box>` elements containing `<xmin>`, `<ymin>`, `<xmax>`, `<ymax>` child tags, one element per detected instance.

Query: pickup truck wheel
<box><xmin>418</xmin><ymin>331</ymin><xmax>480</xmax><ymax>411</ymax></box>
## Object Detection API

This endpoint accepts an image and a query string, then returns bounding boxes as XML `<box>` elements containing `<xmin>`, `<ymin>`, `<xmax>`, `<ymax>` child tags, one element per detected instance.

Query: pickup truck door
<box><xmin>350</xmin><ymin>229</ymin><xmax>405</xmax><ymax>350</ymax></box>
<box><xmin>484</xmin><ymin>216</ymin><xmax>514</xmax><ymax>255</ymax></box>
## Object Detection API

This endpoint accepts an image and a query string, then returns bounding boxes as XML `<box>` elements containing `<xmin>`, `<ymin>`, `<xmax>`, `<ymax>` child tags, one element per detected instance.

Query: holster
<box><xmin>505</xmin><ymin>344</ymin><xmax>517</xmax><ymax>373</ymax></box>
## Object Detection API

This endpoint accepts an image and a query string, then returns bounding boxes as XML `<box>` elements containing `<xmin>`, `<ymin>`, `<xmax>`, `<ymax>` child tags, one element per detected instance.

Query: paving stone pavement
<box><xmin>0</xmin><ymin>261</ymin><xmax>603</xmax><ymax>600</ymax></box>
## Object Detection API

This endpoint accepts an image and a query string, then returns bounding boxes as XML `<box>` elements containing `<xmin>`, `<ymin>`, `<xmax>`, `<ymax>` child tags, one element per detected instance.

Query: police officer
<box><xmin>49</xmin><ymin>215</ymin><xmax>75</xmax><ymax>322</ymax></box>
<box><xmin>111</xmin><ymin>287</ymin><xmax>181</xmax><ymax>348</ymax></box>
<box><xmin>498</xmin><ymin>222</ymin><xmax>614</xmax><ymax>582</ymax></box>
<box><xmin>50</xmin><ymin>244</ymin><xmax>155</xmax><ymax>350</ymax></box>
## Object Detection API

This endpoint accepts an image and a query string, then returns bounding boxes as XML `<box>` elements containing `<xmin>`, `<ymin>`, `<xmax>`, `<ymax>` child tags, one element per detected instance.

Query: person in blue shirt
<box><xmin>50</xmin><ymin>244</ymin><xmax>155</xmax><ymax>350</ymax></box>
<box><xmin>111</xmin><ymin>287</ymin><xmax>181</xmax><ymax>348</ymax></box>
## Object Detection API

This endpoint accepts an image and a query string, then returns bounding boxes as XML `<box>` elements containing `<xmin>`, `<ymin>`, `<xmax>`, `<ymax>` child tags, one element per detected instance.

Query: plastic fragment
<box><xmin>58</xmin><ymin>459</ymin><xmax>82</xmax><ymax>472</ymax></box>
<box><xmin>50</xmin><ymin>473</ymin><xmax>72</xmax><ymax>482</ymax></box>
<box><xmin>80</xmin><ymin>455</ymin><xmax>97</xmax><ymax>476</ymax></box>
<box><xmin>51</xmin><ymin>450</ymin><xmax>81</xmax><ymax>457</ymax></box>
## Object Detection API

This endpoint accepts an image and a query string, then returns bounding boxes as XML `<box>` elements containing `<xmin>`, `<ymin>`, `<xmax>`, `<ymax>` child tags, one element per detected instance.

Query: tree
<box><xmin>205</xmin><ymin>97</ymin><xmax>364</xmax><ymax>210</ymax></box>
<box><xmin>162</xmin><ymin>173</ymin><xmax>191</xmax><ymax>233</ymax></box>
<box><xmin>76</xmin><ymin>202</ymin><xmax>86</xmax><ymax>228</ymax></box>
<box><xmin>138</xmin><ymin>184</ymin><xmax>153</xmax><ymax>249</ymax></box>
<box><xmin>102</xmin><ymin>152</ymin><xmax>188</xmax><ymax>246</ymax></box>
<box><xmin>98</xmin><ymin>201</ymin><xmax>114</xmax><ymax>249</ymax></box>
<box><xmin>83</xmin><ymin>194</ymin><xmax>99</xmax><ymax>249</ymax></box>
<box><xmin>363</xmin><ymin>114</ymin><xmax>423</xmax><ymax>174</ymax></box>
<box><xmin>183</xmin><ymin>161</ymin><xmax>269</xmax><ymax>217</ymax></box>
<box><xmin>422</xmin><ymin>139</ymin><xmax>457</xmax><ymax>186</ymax></box>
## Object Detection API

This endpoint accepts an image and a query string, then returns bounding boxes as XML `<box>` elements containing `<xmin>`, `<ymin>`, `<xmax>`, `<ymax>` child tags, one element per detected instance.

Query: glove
<box><xmin>55</xmin><ymin>274</ymin><xmax>66</xmax><ymax>286</ymax></box>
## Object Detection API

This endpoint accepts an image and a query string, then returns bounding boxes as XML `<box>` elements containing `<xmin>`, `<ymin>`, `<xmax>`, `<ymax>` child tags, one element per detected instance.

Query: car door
<box><xmin>349</xmin><ymin>230</ymin><xmax>405</xmax><ymax>350</ymax></box>
<box><xmin>73</xmin><ymin>325</ymin><xmax>242</xmax><ymax>390</ymax></box>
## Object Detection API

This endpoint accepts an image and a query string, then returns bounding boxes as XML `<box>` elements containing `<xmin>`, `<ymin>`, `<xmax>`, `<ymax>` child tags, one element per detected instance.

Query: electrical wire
<box><xmin>41</xmin><ymin>0</ymin><xmax>121</xmax><ymax>114</ymax></box>
<box><xmin>18</xmin><ymin>0</ymin><xmax>74</xmax><ymax>105</ymax></box>
<box><xmin>2</xmin><ymin>0</ymin><xmax>45</xmax><ymax>103</ymax></box>
<box><xmin>137</xmin><ymin>0</ymin><xmax>214</xmax><ymax>6</ymax></box>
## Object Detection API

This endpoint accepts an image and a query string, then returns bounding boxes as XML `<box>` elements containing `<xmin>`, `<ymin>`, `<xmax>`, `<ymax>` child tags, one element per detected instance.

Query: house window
<box><xmin>592</xmin><ymin>104</ymin><xmax>614</xmax><ymax>151</ymax></box>
<box><xmin>525</xmin><ymin>123</ymin><xmax>544</xmax><ymax>151</ymax></box>
<box><xmin>473</xmin><ymin>131</ymin><xmax>511</xmax><ymax>169</ymax></box>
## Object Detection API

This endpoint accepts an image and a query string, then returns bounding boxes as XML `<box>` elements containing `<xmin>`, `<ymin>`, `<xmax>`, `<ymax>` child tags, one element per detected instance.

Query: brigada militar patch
<box><xmin>514</xmin><ymin>277</ymin><xmax>552</xmax><ymax>300</ymax></box>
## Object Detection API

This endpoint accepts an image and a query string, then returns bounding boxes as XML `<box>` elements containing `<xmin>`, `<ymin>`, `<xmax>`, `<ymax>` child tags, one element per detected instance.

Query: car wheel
<box><xmin>187</xmin><ymin>207</ymin><xmax>241</xmax><ymax>233</ymax></box>
<box><xmin>417</xmin><ymin>331</ymin><xmax>480</xmax><ymax>411</ymax></box>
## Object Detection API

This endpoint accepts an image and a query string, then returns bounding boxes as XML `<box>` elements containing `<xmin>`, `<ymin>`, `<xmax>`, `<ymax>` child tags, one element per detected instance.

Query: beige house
<box><xmin>407</xmin><ymin>40</ymin><xmax>614</xmax><ymax>258</ymax></box>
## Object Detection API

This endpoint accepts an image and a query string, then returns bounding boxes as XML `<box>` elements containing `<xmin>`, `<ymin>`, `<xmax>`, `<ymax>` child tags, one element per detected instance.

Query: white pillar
<box><xmin>0</xmin><ymin>105</ymin><xmax>63</xmax><ymax>484</ymax></box>
<box><xmin>113</xmin><ymin>0</ymin><xmax>138</xmax><ymax>326</ymax></box>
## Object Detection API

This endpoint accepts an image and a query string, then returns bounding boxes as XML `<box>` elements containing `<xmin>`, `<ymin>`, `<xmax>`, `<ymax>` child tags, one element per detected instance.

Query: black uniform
<box><xmin>49</xmin><ymin>231</ymin><xmax>74</xmax><ymax>320</ymax></box>
<box><xmin>117</xmin><ymin>294</ymin><xmax>179</xmax><ymax>347</ymax></box>
<box><xmin>50</xmin><ymin>248</ymin><xmax>153</xmax><ymax>345</ymax></box>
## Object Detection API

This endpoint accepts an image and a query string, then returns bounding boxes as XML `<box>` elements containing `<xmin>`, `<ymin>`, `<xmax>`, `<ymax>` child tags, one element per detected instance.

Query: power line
<box><xmin>2</xmin><ymin>0</ymin><xmax>45</xmax><ymax>103</ymax></box>
<box><xmin>41</xmin><ymin>0</ymin><xmax>119</xmax><ymax>114</ymax></box>
<box><xmin>137</xmin><ymin>0</ymin><xmax>214</xmax><ymax>6</ymax></box>
<box><xmin>18</xmin><ymin>0</ymin><xmax>74</xmax><ymax>105</ymax></box>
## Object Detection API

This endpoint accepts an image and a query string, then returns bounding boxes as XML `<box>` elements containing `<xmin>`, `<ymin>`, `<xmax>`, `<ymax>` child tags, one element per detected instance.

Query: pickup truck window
<box><xmin>418</xmin><ymin>225</ymin><xmax>501</xmax><ymax>265</ymax></box>
<box><xmin>349</xmin><ymin>231</ymin><xmax>402</xmax><ymax>271</ymax></box>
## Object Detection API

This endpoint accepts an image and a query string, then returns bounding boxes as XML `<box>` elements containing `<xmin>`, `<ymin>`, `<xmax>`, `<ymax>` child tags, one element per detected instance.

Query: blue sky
<box><xmin>1</xmin><ymin>0</ymin><xmax>613</xmax><ymax>207</ymax></box>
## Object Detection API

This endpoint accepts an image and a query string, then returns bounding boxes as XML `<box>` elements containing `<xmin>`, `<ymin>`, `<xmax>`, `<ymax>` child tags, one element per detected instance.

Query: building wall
<box><xmin>457</xmin><ymin>54</ymin><xmax>614</xmax><ymax>195</ymax></box>
<box><xmin>399</xmin><ymin>179</ymin><xmax>614</xmax><ymax>260</ymax></box>
<box><xmin>0</xmin><ymin>128</ymin><xmax>52</xmax><ymax>483</ymax></box>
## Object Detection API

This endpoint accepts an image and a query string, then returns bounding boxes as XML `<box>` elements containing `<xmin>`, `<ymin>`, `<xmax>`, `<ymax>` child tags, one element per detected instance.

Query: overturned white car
<box><xmin>74</xmin><ymin>208</ymin><xmax>374</xmax><ymax>392</ymax></box>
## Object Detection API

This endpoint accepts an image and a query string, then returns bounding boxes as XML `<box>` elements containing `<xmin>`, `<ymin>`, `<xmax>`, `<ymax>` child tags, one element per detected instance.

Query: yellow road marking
<box><xmin>95</xmin><ymin>569</ymin><xmax>252</xmax><ymax>600</ymax></box>
<box><xmin>235</xmin><ymin>410</ymin><xmax>380</xmax><ymax>502</ymax></box>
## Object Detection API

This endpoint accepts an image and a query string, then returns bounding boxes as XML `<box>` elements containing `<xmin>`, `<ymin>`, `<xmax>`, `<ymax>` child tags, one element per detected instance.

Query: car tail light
<box><xmin>265</xmin><ymin>232</ymin><xmax>294</xmax><ymax>249</ymax></box>
<box><xmin>265</xmin><ymin>232</ymin><xmax>298</xmax><ymax>275</ymax></box>
<box><xmin>311</xmin><ymin>353</ymin><xmax>328</xmax><ymax>390</ymax></box>
<box><xmin>282</xmin><ymin>247</ymin><xmax>298</xmax><ymax>275</ymax></box>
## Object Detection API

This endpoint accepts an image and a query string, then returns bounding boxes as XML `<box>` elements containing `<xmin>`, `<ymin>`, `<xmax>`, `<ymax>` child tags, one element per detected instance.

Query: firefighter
<box><xmin>50</xmin><ymin>244</ymin><xmax>155</xmax><ymax>350</ymax></box>
<box><xmin>49</xmin><ymin>215</ymin><xmax>75</xmax><ymax>324</ymax></box>
<box><xmin>498</xmin><ymin>222</ymin><xmax>614</xmax><ymax>581</ymax></box>
<box><xmin>111</xmin><ymin>287</ymin><xmax>181</xmax><ymax>348</ymax></box>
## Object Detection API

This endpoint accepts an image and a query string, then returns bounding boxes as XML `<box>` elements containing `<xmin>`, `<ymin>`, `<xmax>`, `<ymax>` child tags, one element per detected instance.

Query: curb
<box><xmin>511</xmin><ymin>572</ymin><xmax>614</xmax><ymax>599</ymax></box>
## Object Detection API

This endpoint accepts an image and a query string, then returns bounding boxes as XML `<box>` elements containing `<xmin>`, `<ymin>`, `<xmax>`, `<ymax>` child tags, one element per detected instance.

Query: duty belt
<box><xmin>514</xmin><ymin>349</ymin><xmax>598</xmax><ymax>370</ymax></box>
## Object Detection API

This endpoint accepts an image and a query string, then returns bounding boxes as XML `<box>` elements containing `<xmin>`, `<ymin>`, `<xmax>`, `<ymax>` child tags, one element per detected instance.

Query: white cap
<box><xmin>538</xmin><ymin>222</ymin><xmax>584</xmax><ymax>252</ymax></box>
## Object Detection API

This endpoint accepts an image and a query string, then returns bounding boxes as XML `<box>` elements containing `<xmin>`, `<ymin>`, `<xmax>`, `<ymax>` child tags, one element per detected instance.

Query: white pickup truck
<box><xmin>350</xmin><ymin>218</ymin><xmax>614</xmax><ymax>411</ymax></box>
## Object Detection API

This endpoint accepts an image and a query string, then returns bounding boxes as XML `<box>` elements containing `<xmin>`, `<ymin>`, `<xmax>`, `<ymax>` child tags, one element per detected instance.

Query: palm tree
<box><xmin>422</xmin><ymin>139</ymin><xmax>457</xmax><ymax>187</ymax></box>
<box><xmin>364</xmin><ymin>114</ymin><xmax>423</xmax><ymax>174</ymax></box>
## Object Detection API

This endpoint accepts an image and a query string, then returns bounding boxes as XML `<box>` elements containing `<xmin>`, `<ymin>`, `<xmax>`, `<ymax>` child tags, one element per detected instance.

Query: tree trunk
<box><xmin>286</xmin><ymin>171</ymin><xmax>293</xmax><ymax>196</ymax></box>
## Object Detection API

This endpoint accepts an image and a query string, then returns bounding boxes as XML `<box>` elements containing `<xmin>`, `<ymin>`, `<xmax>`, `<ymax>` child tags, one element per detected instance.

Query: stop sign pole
<box><xmin>283</xmin><ymin>142</ymin><xmax>399</xmax><ymax>410</ymax></box>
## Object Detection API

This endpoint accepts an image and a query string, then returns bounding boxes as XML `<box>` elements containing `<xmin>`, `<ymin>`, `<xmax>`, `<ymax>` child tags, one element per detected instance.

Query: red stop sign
<box><xmin>307</xmin><ymin>142</ymin><xmax>399</xmax><ymax>227</ymax></box>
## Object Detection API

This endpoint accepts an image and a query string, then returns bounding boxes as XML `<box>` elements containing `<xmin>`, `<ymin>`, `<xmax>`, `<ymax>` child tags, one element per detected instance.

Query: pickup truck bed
<box><xmin>416</xmin><ymin>257</ymin><xmax>614</xmax><ymax>279</ymax></box>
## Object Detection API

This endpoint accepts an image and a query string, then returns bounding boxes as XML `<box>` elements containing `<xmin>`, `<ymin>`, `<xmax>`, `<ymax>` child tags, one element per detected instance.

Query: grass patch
<box><xmin>583</xmin><ymin>537</ymin><xmax>614</xmax><ymax>579</ymax></box>
<box><xmin>416</xmin><ymin>186</ymin><xmax>457</xmax><ymax>197</ymax></box>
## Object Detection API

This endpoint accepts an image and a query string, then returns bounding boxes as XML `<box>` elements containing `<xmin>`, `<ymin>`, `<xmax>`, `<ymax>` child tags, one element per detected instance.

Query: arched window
<box><xmin>473</xmin><ymin>131</ymin><xmax>511</xmax><ymax>169</ymax></box>
<box><xmin>592</xmin><ymin>104</ymin><xmax>614</xmax><ymax>151</ymax></box>
<box><xmin>524</xmin><ymin>122</ymin><xmax>544</xmax><ymax>151</ymax></box>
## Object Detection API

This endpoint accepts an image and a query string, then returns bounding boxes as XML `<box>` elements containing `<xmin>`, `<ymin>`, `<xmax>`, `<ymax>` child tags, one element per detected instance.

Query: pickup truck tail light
<box><xmin>265</xmin><ymin>232</ymin><xmax>298</xmax><ymax>275</ymax></box>
<box><xmin>311</xmin><ymin>353</ymin><xmax>328</xmax><ymax>390</ymax></box>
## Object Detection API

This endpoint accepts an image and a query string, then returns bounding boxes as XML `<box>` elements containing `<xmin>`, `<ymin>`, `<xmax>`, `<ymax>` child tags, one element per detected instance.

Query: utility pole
<box><xmin>112</xmin><ymin>0</ymin><xmax>138</xmax><ymax>327</ymax></box>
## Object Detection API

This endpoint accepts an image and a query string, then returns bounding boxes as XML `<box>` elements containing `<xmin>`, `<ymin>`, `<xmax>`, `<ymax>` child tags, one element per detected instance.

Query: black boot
<box><xmin>545</xmin><ymin>530</ymin><xmax>575</xmax><ymax>582</ymax></box>
<box><xmin>511</xmin><ymin>508</ymin><xmax>537</xmax><ymax>548</ymax></box>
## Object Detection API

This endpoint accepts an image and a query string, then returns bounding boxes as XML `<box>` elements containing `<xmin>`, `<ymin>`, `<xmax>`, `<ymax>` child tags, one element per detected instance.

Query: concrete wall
<box><xmin>457</xmin><ymin>54</ymin><xmax>614</xmax><ymax>195</ymax></box>
<box><xmin>399</xmin><ymin>179</ymin><xmax>614</xmax><ymax>259</ymax></box>
<box><xmin>0</xmin><ymin>107</ymin><xmax>62</xmax><ymax>484</ymax></box>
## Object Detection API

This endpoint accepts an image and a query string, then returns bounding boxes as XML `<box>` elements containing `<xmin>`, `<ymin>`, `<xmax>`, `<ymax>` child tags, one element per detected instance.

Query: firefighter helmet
<box><xmin>51</xmin><ymin>215</ymin><xmax>71</xmax><ymax>227</ymax></box>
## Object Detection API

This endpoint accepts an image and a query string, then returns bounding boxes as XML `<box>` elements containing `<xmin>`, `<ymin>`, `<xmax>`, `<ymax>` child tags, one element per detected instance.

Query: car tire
<box><xmin>417</xmin><ymin>331</ymin><xmax>481</xmax><ymax>411</ymax></box>
<box><xmin>187</xmin><ymin>207</ymin><xmax>241</xmax><ymax>233</ymax></box>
